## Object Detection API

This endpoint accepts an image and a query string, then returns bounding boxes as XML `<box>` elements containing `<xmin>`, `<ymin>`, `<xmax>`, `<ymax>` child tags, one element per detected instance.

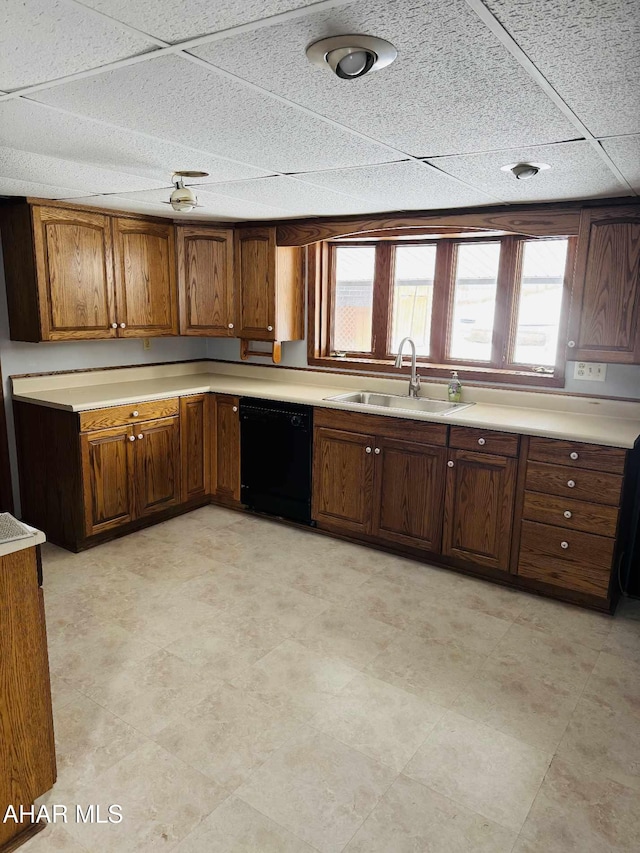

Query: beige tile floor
<box><xmin>22</xmin><ymin>505</ymin><xmax>640</xmax><ymax>852</ymax></box>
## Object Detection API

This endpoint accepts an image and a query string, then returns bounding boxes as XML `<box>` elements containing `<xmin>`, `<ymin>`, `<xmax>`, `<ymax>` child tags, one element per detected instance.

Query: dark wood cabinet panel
<box><xmin>522</xmin><ymin>491</ymin><xmax>619</xmax><ymax>537</ymax></box>
<box><xmin>177</xmin><ymin>226</ymin><xmax>236</xmax><ymax>336</ymax></box>
<box><xmin>181</xmin><ymin>395</ymin><xmax>210</xmax><ymax>502</ymax></box>
<box><xmin>133</xmin><ymin>416</ymin><xmax>181</xmax><ymax>518</ymax></box>
<box><xmin>81</xmin><ymin>426</ymin><xmax>135</xmax><ymax>536</ymax></box>
<box><xmin>449</xmin><ymin>426</ymin><xmax>519</xmax><ymax>457</ymax></box>
<box><xmin>312</xmin><ymin>426</ymin><xmax>375</xmax><ymax>535</ymax></box>
<box><xmin>373</xmin><ymin>437</ymin><xmax>446</xmax><ymax>551</ymax></box>
<box><xmin>526</xmin><ymin>461</ymin><xmax>622</xmax><ymax>506</ymax></box>
<box><xmin>443</xmin><ymin>449</ymin><xmax>516</xmax><ymax>572</ymax></box>
<box><xmin>569</xmin><ymin>207</ymin><xmax>640</xmax><ymax>363</ymax></box>
<box><xmin>0</xmin><ymin>546</ymin><xmax>56</xmax><ymax>849</ymax></box>
<box><xmin>79</xmin><ymin>398</ymin><xmax>179</xmax><ymax>432</ymax></box>
<box><xmin>527</xmin><ymin>436</ymin><xmax>626</xmax><ymax>475</ymax></box>
<box><xmin>112</xmin><ymin>217</ymin><xmax>178</xmax><ymax>336</ymax></box>
<box><xmin>213</xmin><ymin>395</ymin><xmax>241</xmax><ymax>503</ymax></box>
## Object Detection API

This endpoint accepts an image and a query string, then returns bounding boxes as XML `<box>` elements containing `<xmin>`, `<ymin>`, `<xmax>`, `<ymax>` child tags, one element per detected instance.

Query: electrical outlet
<box><xmin>142</xmin><ymin>338</ymin><xmax>151</xmax><ymax>351</ymax></box>
<box><xmin>573</xmin><ymin>361</ymin><xmax>606</xmax><ymax>381</ymax></box>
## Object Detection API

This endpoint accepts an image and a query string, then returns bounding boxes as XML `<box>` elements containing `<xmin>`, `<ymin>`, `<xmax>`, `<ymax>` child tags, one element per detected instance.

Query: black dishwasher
<box><xmin>240</xmin><ymin>398</ymin><xmax>313</xmax><ymax>524</ymax></box>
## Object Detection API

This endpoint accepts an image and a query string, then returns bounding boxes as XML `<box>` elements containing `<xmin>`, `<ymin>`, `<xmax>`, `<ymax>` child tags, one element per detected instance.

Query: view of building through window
<box><xmin>333</xmin><ymin>245</ymin><xmax>375</xmax><ymax>352</ymax></box>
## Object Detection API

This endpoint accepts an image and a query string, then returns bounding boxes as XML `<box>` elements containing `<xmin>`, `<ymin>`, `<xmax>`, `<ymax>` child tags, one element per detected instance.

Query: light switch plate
<box><xmin>573</xmin><ymin>361</ymin><xmax>607</xmax><ymax>381</ymax></box>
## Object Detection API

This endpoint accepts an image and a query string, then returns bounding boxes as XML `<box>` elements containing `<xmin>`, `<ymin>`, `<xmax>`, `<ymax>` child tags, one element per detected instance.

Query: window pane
<box><xmin>513</xmin><ymin>239</ymin><xmax>568</xmax><ymax>367</ymax></box>
<box><xmin>333</xmin><ymin>246</ymin><xmax>375</xmax><ymax>353</ymax></box>
<box><xmin>390</xmin><ymin>245</ymin><xmax>437</xmax><ymax>355</ymax></box>
<box><xmin>449</xmin><ymin>242</ymin><xmax>500</xmax><ymax>361</ymax></box>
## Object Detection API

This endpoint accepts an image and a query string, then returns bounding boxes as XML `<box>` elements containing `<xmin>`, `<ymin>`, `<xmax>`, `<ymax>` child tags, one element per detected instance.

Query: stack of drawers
<box><xmin>517</xmin><ymin>437</ymin><xmax>627</xmax><ymax>598</ymax></box>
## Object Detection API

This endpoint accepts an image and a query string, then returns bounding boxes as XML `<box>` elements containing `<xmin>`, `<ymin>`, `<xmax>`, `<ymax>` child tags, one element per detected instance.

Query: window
<box><xmin>314</xmin><ymin>233</ymin><xmax>574</xmax><ymax>385</ymax></box>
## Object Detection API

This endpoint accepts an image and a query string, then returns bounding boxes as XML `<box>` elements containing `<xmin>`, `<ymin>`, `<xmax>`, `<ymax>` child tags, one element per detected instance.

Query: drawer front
<box><xmin>449</xmin><ymin>426</ymin><xmax>519</xmax><ymax>457</ymax></box>
<box><xmin>314</xmin><ymin>407</ymin><xmax>447</xmax><ymax>446</ymax></box>
<box><xmin>526</xmin><ymin>461</ymin><xmax>623</xmax><ymax>506</ymax></box>
<box><xmin>522</xmin><ymin>491</ymin><xmax>619</xmax><ymax>537</ymax></box>
<box><xmin>79</xmin><ymin>398</ymin><xmax>180</xmax><ymax>431</ymax></box>
<box><xmin>528</xmin><ymin>437</ymin><xmax>626</xmax><ymax>475</ymax></box>
<box><xmin>518</xmin><ymin>520</ymin><xmax>614</xmax><ymax>596</ymax></box>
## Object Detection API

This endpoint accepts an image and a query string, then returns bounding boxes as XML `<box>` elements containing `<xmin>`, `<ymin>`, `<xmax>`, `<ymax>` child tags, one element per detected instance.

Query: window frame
<box><xmin>308</xmin><ymin>232</ymin><xmax>577</xmax><ymax>388</ymax></box>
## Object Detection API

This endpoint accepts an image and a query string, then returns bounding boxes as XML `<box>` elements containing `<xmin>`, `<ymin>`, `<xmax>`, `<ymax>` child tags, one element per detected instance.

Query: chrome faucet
<box><xmin>394</xmin><ymin>337</ymin><xmax>421</xmax><ymax>398</ymax></box>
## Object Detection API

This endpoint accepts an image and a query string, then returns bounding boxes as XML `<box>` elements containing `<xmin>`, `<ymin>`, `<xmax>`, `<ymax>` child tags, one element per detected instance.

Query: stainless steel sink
<box><xmin>324</xmin><ymin>391</ymin><xmax>474</xmax><ymax>416</ymax></box>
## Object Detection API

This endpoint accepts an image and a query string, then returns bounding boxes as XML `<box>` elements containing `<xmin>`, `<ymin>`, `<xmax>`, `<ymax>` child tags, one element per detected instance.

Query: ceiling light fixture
<box><xmin>306</xmin><ymin>35</ymin><xmax>397</xmax><ymax>80</ymax></box>
<box><xmin>168</xmin><ymin>171</ymin><xmax>209</xmax><ymax>211</ymax></box>
<box><xmin>501</xmin><ymin>162</ymin><xmax>551</xmax><ymax>181</ymax></box>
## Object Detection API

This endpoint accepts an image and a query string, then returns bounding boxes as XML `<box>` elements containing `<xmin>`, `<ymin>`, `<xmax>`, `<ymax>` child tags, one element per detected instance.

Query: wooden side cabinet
<box><xmin>177</xmin><ymin>226</ymin><xmax>236</xmax><ymax>336</ymax></box>
<box><xmin>211</xmin><ymin>395</ymin><xmax>241</xmax><ymax>504</ymax></box>
<box><xmin>181</xmin><ymin>395</ymin><xmax>210</xmax><ymax>502</ymax></box>
<box><xmin>0</xmin><ymin>545</ymin><xmax>56</xmax><ymax>851</ymax></box>
<box><xmin>81</xmin><ymin>425</ymin><xmax>135</xmax><ymax>537</ymax></box>
<box><xmin>568</xmin><ymin>206</ymin><xmax>640</xmax><ymax>363</ymax></box>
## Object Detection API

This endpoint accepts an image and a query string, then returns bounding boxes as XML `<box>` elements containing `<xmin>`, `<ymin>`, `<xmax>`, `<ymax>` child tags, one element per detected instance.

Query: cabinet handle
<box><xmin>564</xmin><ymin>510</ymin><xmax>572</xmax><ymax>519</ymax></box>
<box><xmin>128</xmin><ymin>435</ymin><xmax>136</xmax><ymax>442</ymax></box>
<box><xmin>267</xmin><ymin>325</ymin><xmax>273</xmax><ymax>332</ymax></box>
<box><xmin>111</xmin><ymin>322</ymin><xmax>118</xmax><ymax>329</ymax></box>
<box><xmin>567</xmin><ymin>340</ymin><xmax>575</xmax><ymax>348</ymax></box>
<box><xmin>232</xmin><ymin>406</ymin><xmax>238</xmax><ymax>413</ymax></box>
<box><xmin>477</xmin><ymin>437</ymin><xmax>486</xmax><ymax>446</ymax></box>
<box><xmin>447</xmin><ymin>460</ymin><xmax>454</xmax><ymax>468</ymax></box>
<box><xmin>374</xmin><ymin>447</ymin><xmax>381</xmax><ymax>455</ymax></box>
<box><xmin>567</xmin><ymin>479</ymin><xmax>575</xmax><ymax>488</ymax></box>
<box><xmin>570</xmin><ymin>452</ymin><xmax>579</xmax><ymax>460</ymax></box>
<box><xmin>132</xmin><ymin>411</ymin><xmax>139</xmax><ymax>417</ymax></box>
<box><xmin>228</xmin><ymin>323</ymin><xmax>234</xmax><ymax>329</ymax></box>
<box><xmin>365</xmin><ymin>446</ymin><xmax>372</xmax><ymax>454</ymax></box>
<box><xmin>138</xmin><ymin>433</ymin><xmax>144</xmax><ymax>440</ymax></box>
<box><xmin>119</xmin><ymin>322</ymin><xmax>126</xmax><ymax>329</ymax></box>
<box><xmin>561</xmin><ymin>541</ymin><xmax>569</xmax><ymax>549</ymax></box>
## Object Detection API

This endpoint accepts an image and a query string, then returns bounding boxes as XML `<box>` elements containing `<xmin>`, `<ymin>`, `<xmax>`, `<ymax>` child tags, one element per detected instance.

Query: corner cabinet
<box><xmin>234</xmin><ymin>226</ymin><xmax>304</xmax><ymax>343</ymax></box>
<box><xmin>211</xmin><ymin>394</ymin><xmax>241</xmax><ymax>504</ymax></box>
<box><xmin>176</xmin><ymin>225</ymin><xmax>236</xmax><ymax>336</ymax></box>
<box><xmin>568</xmin><ymin>205</ymin><xmax>640</xmax><ymax>363</ymax></box>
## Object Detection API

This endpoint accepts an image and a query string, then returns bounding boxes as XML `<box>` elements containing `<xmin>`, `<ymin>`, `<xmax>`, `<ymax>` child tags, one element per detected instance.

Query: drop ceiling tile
<box><xmin>32</xmin><ymin>55</ymin><xmax>397</xmax><ymax>173</ymax></box>
<box><xmin>0</xmin><ymin>176</ymin><xmax>88</xmax><ymax>199</ymax></box>
<box><xmin>0</xmin><ymin>0</ymin><xmax>156</xmax><ymax>91</ymax></box>
<box><xmin>0</xmin><ymin>99</ymin><xmax>272</xmax><ymax>185</ymax></box>
<box><xmin>485</xmin><ymin>0</ymin><xmax>640</xmax><ymax>137</ymax></box>
<box><xmin>81</xmin><ymin>0</ymin><xmax>322</xmax><ymax>43</ymax></box>
<box><xmin>192</xmin><ymin>0</ymin><xmax>578</xmax><ymax>157</ymax></box>
<box><xmin>110</xmin><ymin>185</ymin><xmax>295</xmax><ymax>220</ymax></box>
<box><xmin>294</xmin><ymin>160</ymin><xmax>494</xmax><ymax>210</ymax></box>
<box><xmin>426</xmin><ymin>141</ymin><xmax>631</xmax><ymax>203</ymax></box>
<box><xmin>601</xmin><ymin>136</ymin><xmax>640</xmax><ymax>191</ymax></box>
<box><xmin>197</xmin><ymin>175</ymin><xmax>387</xmax><ymax>216</ymax></box>
<box><xmin>0</xmin><ymin>146</ymin><xmax>167</xmax><ymax>195</ymax></box>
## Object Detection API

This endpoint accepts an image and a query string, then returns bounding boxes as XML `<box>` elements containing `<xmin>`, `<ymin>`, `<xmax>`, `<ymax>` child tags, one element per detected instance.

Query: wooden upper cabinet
<box><xmin>235</xmin><ymin>226</ymin><xmax>304</xmax><ymax>342</ymax></box>
<box><xmin>568</xmin><ymin>206</ymin><xmax>640</xmax><ymax>363</ymax></box>
<box><xmin>112</xmin><ymin>217</ymin><xmax>178</xmax><ymax>336</ymax></box>
<box><xmin>443</xmin><ymin>449</ymin><xmax>516</xmax><ymax>572</ymax></box>
<box><xmin>177</xmin><ymin>226</ymin><xmax>236</xmax><ymax>336</ymax></box>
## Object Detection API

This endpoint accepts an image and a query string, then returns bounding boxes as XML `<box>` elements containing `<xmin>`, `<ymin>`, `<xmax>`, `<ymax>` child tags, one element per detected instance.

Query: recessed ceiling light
<box><xmin>306</xmin><ymin>35</ymin><xmax>397</xmax><ymax>80</ymax></box>
<box><xmin>501</xmin><ymin>162</ymin><xmax>551</xmax><ymax>180</ymax></box>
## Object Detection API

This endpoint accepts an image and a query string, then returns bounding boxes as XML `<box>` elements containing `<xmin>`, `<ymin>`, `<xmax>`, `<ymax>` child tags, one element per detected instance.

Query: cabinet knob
<box><xmin>132</xmin><ymin>411</ymin><xmax>139</xmax><ymax>417</ymax></box>
<box><xmin>111</xmin><ymin>322</ymin><xmax>118</xmax><ymax>329</ymax></box>
<box><xmin>564</xmin><ymin>510</ymin><xmax>572</xmax><ymax>519</ymax></box>
<box><xmin>374</xmin><ymin>447</ymin><xmax>381</xmax><ymax>455</ymax></box>
<box><xmin>267</xmin><ymin>325</ymin><xmax>273</xmax><ymax>332</ymax></box>
<box><xmin>228</xmin><ymin>323</ymin><xmax>234</xmax><ymax>329</ymax></box>
<box><xmin>570</xmin><ymin>452</ymin><xmax>579</xmax><ymax>460</ymax></box>
<box><xmin>567</xmin><ymin>479</ymin><xmax>575</xmax><ymax>488</ymax></box>
<box><xmin>477</xmin><ymin>437</ymin><xmax>486</xmax><ymax>446</ymax></box>
<box><xmin>232</xmin><ymin>406</ymin><xmax>238</xmax><ymax>413</ymax></box>
<box><xmin>447</xmin><ymin>460</ymin><xmax>454</xmax><ymax>468</ymax></box>
<box><xmin>128</xmin><ymin>435</ymin><xmax>136</xmax><ymax>442</ymax></box>
<box><xmin>365</xmin><ymin>446</ymin><xmax>372</xmax><ymax>454</ymax></box>
<box><xmin>120</xmin><ymin>322</ymin><xmax>126</xmax><ymax>329</ymax></box>
<box><xmin>561</xmin><ymin>541</ymin><xmax>569</xmax><ymax>549</ymax></box>
<box><xmin>138</xmin><ymin>433</ymin><xmax>144</xmax><ymax>440</ymax></box>
<box><xmin>567</xmin><ymin>340</ymin><xmax>576</xmax><ymax>348</ymax></box>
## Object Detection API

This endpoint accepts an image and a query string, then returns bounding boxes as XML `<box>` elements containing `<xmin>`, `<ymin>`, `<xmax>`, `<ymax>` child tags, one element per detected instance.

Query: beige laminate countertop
<box><xmin>12</xmin><ymin>362</ymin><xmax>640</xmax><ymax>449</ymax></box>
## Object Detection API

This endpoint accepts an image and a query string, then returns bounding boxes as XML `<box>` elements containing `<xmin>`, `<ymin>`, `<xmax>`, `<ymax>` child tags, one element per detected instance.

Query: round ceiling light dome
<box><xmin>501</xmin><ymin>162</ymin><xmax>551</xmax><ymax>181</ymax></box>
<box><xmin>169</xmin><ymin>171</ymin><xmax>208</xmax><ymax>212</ymax></box>
<box><xmin>306</xmin><ymin>35</ymin><xmax>397</xmax><ymax>79</ymax></box>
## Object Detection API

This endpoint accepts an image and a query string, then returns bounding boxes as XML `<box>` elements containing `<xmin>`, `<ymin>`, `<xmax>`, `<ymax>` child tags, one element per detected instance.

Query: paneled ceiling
<box><xmin>0</xmin><ymin>0</ymin><xmax>637</xmax><ymax>220</ymax></box>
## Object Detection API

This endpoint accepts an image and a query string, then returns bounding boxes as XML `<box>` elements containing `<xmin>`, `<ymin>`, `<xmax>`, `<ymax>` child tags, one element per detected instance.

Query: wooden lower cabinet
<box><xmin>81</xmin><ymin>426</ymin><xmax>134</xmax><ymax>536</ymax></box>
<box><xmin>211</xmin><ymin>395</ymin><xmax>241</xmax><ymax>503</ymax></box>
<box><xmin>133</xmin><ymin>416</ymin><xmax>181</xmax><ymax>518</ymax></box>
<box><xmin>442</xmin><ymin>450</ymin><xmax>517</xmax><ymax>572</ymax></box>
<box><xmin>181</xmin><ymin>395</ymin><xmax>210</xmax><ymax>502</ymax></box>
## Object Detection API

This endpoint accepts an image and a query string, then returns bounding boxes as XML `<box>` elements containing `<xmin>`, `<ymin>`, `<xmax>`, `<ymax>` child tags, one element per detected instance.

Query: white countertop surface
<box><xmin>0</xmin><ymin>521</ymin><xmax>46</xmax><ymax>558</ymax></box>
<box><xmin>12</xmin><ymin>360</ymin><xmax>640</xmax><ymax>449</ymax></box>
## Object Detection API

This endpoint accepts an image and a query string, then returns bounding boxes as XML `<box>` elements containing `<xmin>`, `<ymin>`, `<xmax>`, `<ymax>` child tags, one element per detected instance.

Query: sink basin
<box><xmin>324</xmin><ymin>391</ymin><xmax>474</xmax><ymax>416</ymax></box>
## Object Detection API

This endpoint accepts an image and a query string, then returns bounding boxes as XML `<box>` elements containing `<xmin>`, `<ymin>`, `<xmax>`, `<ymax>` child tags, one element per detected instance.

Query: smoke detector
<box><xmin>306</xmin><ymin>35</ymin><xmax>397</xmax><ymax>80</ymax></box>
<box><xmin>501</xmin><ymin>162</ymin><xmax>551</xmax><ymax>181</ymax></box>
<box><xmin>168</xmin><ymin>171</ymin><xmax>208</xmax><ymax>211</ymax></box>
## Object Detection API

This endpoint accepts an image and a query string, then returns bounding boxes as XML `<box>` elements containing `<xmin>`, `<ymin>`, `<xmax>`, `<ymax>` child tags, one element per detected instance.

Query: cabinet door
<box><xmin>443</xmin><ymin>450</ymin><xmax>516</xmax><ymax>572</ymax></box>
<box><xmin>133</xmin><ymin>416</ymin><xmax>181</xmax><ymax>518</ymax></box>
<box><xmin>181</xmin><ymin>394</ymin><xmax>210</xmax><ymax>502</ymax></box>
<box><xmin>373</xmin><ymin>437</ymin><xmax>446</xmax><ymax>551</ymax></box>
<box><xmin>235</xmin><ymin>227</ymin><xmax>276</xmax><ymax>340</ymax></box>
<box><xmin>177</xmin><ymin>226</ymin><xmax>236</xmax><ymax>336</ymax></box>
<box><xmin>81</xmin><ymin>426</ymin><xmax>135</xmax><ymax>536</ymax></box>
<box><xmin>213</xmin><ymin>395</ymin><xmax>241</xmax><ymax>502</ymax></box>
<box><xmin>312</xmin><ymin>427</ymin><xmax>375</xmax><ymax>535</ymax></box>
<box><xmin>113</xmin><ymin>218</ymin><xmax>178</xmax><ymax>336</ymax></box>
<box><xmin>569</xmin><ymin>207</ymin><xmax>640</xmax><ymax>363</ymax></box>
<box><xmin>32</xmin><ymin>206</ymin><xmax>116</xmax><ymax>340</ymax></box>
